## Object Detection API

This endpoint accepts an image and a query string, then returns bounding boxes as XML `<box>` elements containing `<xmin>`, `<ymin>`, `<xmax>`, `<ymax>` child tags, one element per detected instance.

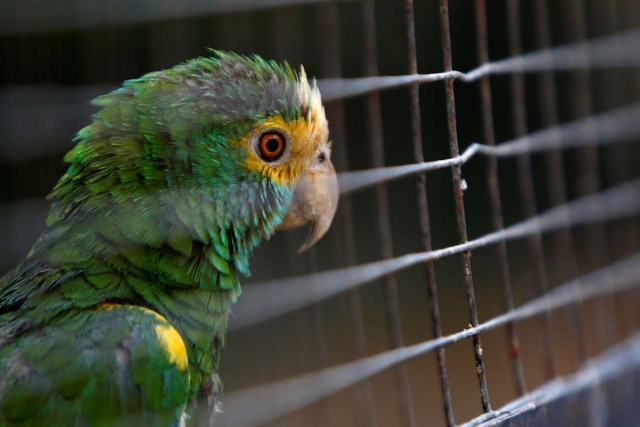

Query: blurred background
<box><xmin>1</xmin><ymin>0</ymin><xmax>640</xmax><ymax>426</ymax></box>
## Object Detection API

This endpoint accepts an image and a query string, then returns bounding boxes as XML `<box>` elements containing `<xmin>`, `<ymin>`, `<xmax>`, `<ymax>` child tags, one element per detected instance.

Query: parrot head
<box><xmin>47</xmin><ymin>52</ymin><xmax>338</xmax><ymax>270</ymax></box>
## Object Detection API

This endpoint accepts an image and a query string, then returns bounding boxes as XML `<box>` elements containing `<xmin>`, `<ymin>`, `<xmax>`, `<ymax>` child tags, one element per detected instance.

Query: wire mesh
<box><xmin>1</xmin><ymin>0</ymin><xmax>639</xmax><ymax>426</ymax></box>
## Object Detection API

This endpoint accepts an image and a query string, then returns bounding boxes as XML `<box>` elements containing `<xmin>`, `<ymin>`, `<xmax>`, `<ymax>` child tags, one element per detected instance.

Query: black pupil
<box><xmin>265</xmin><ymin>138</ymin><xmax>280</xmax><ymax>153</ymax></box>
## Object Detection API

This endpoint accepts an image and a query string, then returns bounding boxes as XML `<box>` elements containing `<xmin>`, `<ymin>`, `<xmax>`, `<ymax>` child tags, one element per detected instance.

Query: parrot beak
<box><xmin>277</xmin><ymin>143</ymin><xmax>339</xmax><ymax>253</ymax></box>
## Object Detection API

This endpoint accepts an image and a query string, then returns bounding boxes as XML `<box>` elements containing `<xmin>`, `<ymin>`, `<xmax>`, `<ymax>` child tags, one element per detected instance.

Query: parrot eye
<box><xmin>258</xmin><ymin>131</ymin><xmax>286</xmax><ymax>162</ymax></box>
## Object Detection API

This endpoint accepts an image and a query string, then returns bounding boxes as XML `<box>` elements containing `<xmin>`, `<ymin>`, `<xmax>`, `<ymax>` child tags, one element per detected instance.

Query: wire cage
<box><xmin>1</xmin><ymin>0</ymin><xmax>640</xmax><ymax>426</ymax></box>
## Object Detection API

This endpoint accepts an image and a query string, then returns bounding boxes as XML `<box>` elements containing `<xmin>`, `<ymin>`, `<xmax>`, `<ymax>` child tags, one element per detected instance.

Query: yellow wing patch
<box><xmin>99</xmin><ymin>302</ymin><xmax>189</xmax><ymax>371</ymax></box>
<box><xmin>154</xmin><ymin>323</ymin><xmax>189</xmax><ymax>371</ymax></box>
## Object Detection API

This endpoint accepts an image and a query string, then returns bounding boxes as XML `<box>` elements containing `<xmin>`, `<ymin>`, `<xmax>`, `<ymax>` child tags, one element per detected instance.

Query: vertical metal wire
<box><xmin>504</xmin><ymin>0</ymin><xmax>557</xmax><ymax>381</ymax></box>
<box><xmin>403</xmin><ymin>0</ymin><xmax>456</xmax><ymax>425</ymax></box>
<box><xmin>563</xmin><ymin>0</ymin><xmax>619</xmax><ymax>353</ymax></box>
<box><xmin>438</xmin><ymin>0</ymin><xmax>491</xmax><ymax>413</ymax></box>
<box><xmin>561</xmin><ymin>0</ymin><xmax>624</xmax><ymax>396</ymax></box>
<box><xmin>593</xmin><ymin>0</ymin><xmax>637</xmax><ymax>338</ymax></box>
<box><xmin>356</xmin><ymin>1</ymin><xmax>418</xmax><ymax>426</ymax></box>
<box><xmin>621</xmin><ymin>0</ymin><xmax>640</xmax><ymax>100</ymax></box>
<box><xmin>472</xmin><ymin>0</ymin><xmax>527</xmax><ymax>397</ymax></box>
<box><xmin>317</xmin><ymin>3</ymin><xmax>378</xmax><ymax>426</ymax></box>
<box><xmin>615</xmin><ymin>0</ymin><xmax>640</xmax><ymax>331</ymax></box>
<box><xmin>530</xmin><ymin>0</ymin><xmax>590</xmax><ymax>369</ymax></box>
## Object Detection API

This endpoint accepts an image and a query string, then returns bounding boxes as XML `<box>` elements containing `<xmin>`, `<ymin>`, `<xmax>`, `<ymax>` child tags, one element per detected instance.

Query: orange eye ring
<box><xmin>258</xmin><ymin>132</ymin><xmax>286</xmax><ymax>161</ymax></box>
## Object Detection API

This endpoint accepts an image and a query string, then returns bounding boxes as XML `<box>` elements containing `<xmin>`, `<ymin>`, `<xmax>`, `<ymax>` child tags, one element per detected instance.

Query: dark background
<box><xmin>1</xmin><ymin>1</ymin><xmax>639</xmax><ymax>425</ymax></box>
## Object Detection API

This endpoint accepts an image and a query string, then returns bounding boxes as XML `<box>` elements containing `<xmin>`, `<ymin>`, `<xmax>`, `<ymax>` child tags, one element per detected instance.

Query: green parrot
<box><xmin>0</xmin><ymin>52</ymin><xmax>338</xmax><ymax>426</ymax></box>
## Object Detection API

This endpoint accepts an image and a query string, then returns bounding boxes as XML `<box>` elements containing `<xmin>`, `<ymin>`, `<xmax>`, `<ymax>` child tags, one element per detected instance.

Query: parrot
<box><xmin>0</xmin><ymin>51</ymin><xmax>338</xmax><ymax>426</ymax></box>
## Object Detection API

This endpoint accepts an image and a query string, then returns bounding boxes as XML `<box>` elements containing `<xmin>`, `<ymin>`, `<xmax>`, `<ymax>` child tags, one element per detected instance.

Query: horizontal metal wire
<box><xmin>219</xmin><ymin>252</ymin><xmax>640</xmax><ymax>427</ymax></box>
<box><xmin>338</xmin><ymin>100</ymin><xmax>640</xmax><ymax>194</ymax></box>
<box><xmin>461</xmin><ymin>331</ymin><xmax>640</xmax><ymax>426</ymax></box>
<box><xmin>318</xmin><ymin>29</ymin><xmax>640</xmax><ymax>101</ymax></box>
<box><xmin>230</xmin><ymin>177</ymin><xmax>640</xmax><ymax>330</ymax></box>
<box><xmin>0</xmin><ymin>0</ymin><xmax>354</xmax><ymax>35</ymax></box>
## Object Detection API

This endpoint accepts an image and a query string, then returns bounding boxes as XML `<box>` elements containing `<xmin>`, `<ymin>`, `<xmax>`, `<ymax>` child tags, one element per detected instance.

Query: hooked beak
<box><xmin>277</xmin><ymin>143</ymin><xmax>339</xmax><ymax>252</ymax></box>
